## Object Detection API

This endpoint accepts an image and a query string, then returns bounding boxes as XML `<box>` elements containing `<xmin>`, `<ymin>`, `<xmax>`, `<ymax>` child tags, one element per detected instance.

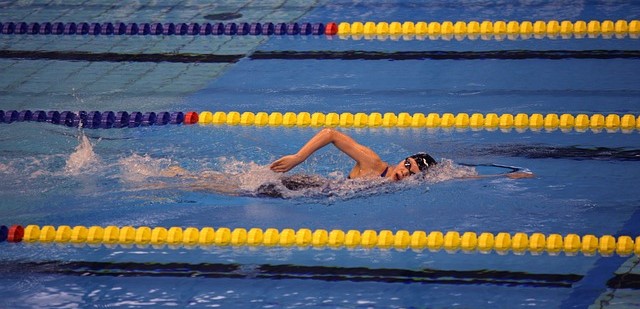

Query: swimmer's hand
<box><xmin>506</xmin><ymin>171</ymin><xmax>535</xmax><ymax>179</ymax></box>
<box><xmin>270</xmin><ymin>154</ymin><xmax>303</xmax><ymax>173</ymax></box>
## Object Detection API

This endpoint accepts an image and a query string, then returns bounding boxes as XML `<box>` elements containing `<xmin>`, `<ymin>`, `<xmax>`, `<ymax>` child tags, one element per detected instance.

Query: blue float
<box><xmin>47</xmin><ymin>111</ymin><xmax>61</xmax><ymax>124</ymax></box>
<box><xmin>18</xmin><ymin>110</ymin><xmax>32</xmax><ymax>121</ymax></box>
<box><xmin>312</xmin><ymin>23</ymin><xmax>325</xmax><ymax>35</ymax></box>
<box><xmin>32</xmin><ymin>111</ymin><xmax>47</xmax><ymax>122</ymax></box>
<box><xmin>199</xmin><ymin>23</ymin><xmax>212</xmax><ymax>35</ymax></box>
<box><xmin>15</xmin><ymin>22</ymin><xmax>27</xmax><ymax>34</ymax></box>
<box><xmin>138</xmin><ymin>23</ymin><xmax>151</xmax><ymax>35</ymax></box>
<box><xmin>63</xmin><ymin>22</ymin><xmax>76</xmax><ymax>34</ymax></box>
<box><xmin>0</xmin><ymin>225</ymin><xmax>8</xmax><ymax>243</ymax></box>
<box><xmin>262</xmin><ymin>22</ymin><xmax>275</xmax><ymax>35</ymax></box>
<box><xmin>4</xmin><ymin>110</ymin><xmax>18</xmax><ymax>123</ymax></box>
<box><xmin>100</xmin><ymin>111</ymin><xmax>115</xmax><ymax>128</ymax></box>
<box><xmin>52</xmin><ymin>22</ymin><xmax>64</xmax><ymax>34</ymax></box>
<box><xmin>125</xmin><ymin>23</ymin><xmax>138</xmax><ymax>35</ymax></box>
<box><xmin>115</xmin><ymin>111</ymin><xmax>130</xmax><ymax>128</ymax></box>
<box><xmin>86</xmin><ymin>111</ymin><xmax>101</xmax><ymax>128</ymax></box>
<box><xmin>114</xmin><ymin>22</ymin><xmax>127</xmax><ymax>35</ymax></box>
<box><xmin>300</xmin><ymin>23</ymin><xmax>312</xmax><ymax>35</ymax></box>
<box><xmin>129</xmin><ymin>112</ymin><xmax>143</xmax><ymax>127</ymax></box>
<box><xmin>176</xmin><ymin>23</ymin><xmax>189</xmax><ymax>35</ymax></box>
<box><xmin>274</xmin><ymin>23</ymin><xmax>287</xmax><ymax>35</ymax></box>
<box><xmin>163</xmin><ymin>23</ymin><xmax>175</xmax><ymax>35</ymax></box>
<box><xmin>74</xmin><ymin>111</ymin><xmax>87</xmax><ymax>127</ymax></box>
<box><xmin>286</xmin><ymin>23</ymin><xmax>300</xmax><ymax>35</ymax></box>
<box><xmin>237</xmin><ymin>23</ymin><xmax>250</xmax><ymax>35</ymax></box>
<box><xmin>170</xmin><ymin>112</ymin><xmax>184</xmax><ymax>124</ymax></box>
<box><xmin>142</xmin><ymin>112</ymin><xmax>156</xmax><ymax>126</ymax></box>
<box><xmin>76</xmin><ymin>22</ymin><xmax>89</xmax><ymax>35</ymax></box>
<box><xmin>27</xmin><ymin>22</ymin><xmax>40</xmax><ymax>34</ymax></box>
<box><xmin>39</xmin><ymin>22</ymin><xmax>52</xmax><ymax>35</ymax></box>
<box><xmin>101</xmin><ymin>23</ymin><xmax>114</xmax><ymax>35</ymax></box>
<box><xmin>60</xmin><ymin>111</ymin><xmax>76</xmax><ymax>127</ymax></box>
<box><xmin>89</xmin><ymin>23</ymin><xmax>101</xmax><ymax>35</ymax></box>
<box><xmin>1</xmin><ymin>22</ymin><xmax>15</xmax><ymax>34</ymax></box>
<box><xmin>224</xmin><ymin>23</ymin><xmax>237</xmax><ymax>35</ymax></box>
<box><xmin>187</xmin><ymin>23</ymin><xmax>200</xmax><ymax>35</ymax></box>
<box><xmin>156</xmin><ymin>112</ymin><xmax>171</xmax><ymax>125</ymax></box>
<box><xmin>211</xmin><ymin>23</ymin><xmax>224</xmax><ymax>35</ymax></box>
<box><xmin>249</xmin><ymin>23</ymin><xmax>262</xmax><ymax>35</ymax></box>
<box><xmin>150</xmin><ymin>23</ymin><xmax>163</xmax><ymax>35</ymax></box>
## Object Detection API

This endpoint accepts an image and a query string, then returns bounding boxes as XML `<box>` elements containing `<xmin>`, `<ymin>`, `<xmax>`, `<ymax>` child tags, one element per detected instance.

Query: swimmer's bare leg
<box><xmin>506</xmin><ymin>171</ymin><xmax>535</xmax><ymax>179</ymax></box>
<box><xmin>160</xmin><ymin>165</ymin><xmax>192</xmax><ymax>177</ymax></box>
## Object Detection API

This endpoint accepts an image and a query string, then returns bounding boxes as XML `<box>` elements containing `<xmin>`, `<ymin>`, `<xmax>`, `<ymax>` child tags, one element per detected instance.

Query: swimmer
<box><xmin>151</xmin><ymin>128</ymin><xmax>532</xmax><ymax>198</ymax></box>
<box><xmin>269</xmin><ymin>128</ymin><xmax>533</xmax><ymax>181</ymax></box>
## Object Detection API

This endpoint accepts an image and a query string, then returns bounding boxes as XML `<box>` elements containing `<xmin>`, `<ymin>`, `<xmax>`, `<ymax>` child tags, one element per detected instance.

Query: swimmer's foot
<box><xmin>506</xmin><ymin>171</ymin><xmax>535</xmax><ymax>179</ymax></box>
<box><xmin>161</xmin><ymin>166</ymin><xmax>190</xmax><ymax>177</ymax></box>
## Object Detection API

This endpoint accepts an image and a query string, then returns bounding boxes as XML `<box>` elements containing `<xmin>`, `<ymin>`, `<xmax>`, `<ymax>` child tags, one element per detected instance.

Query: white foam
<box><xmin>234</xmin><ymin>162</ymin><xmax>282</xmax><ymax>192</ymax></box>
<box><xmin>0</xmin><ymin>162</ymin><xmax>15</xmax><ymax>174</ymax></box>
<box><xmin>118</xmin><ymin>154</ymin><xmax>176</xmax><ymax>182</ymax></box>
<box><xmin>64</xmin><ymin>133</ymin><xmax>101</xmax><ymax>176</ymax></box>
<box><xmin>423</xmin><ymin>159</ymin><xmax>478</xmax><ymax>183</ymax></box>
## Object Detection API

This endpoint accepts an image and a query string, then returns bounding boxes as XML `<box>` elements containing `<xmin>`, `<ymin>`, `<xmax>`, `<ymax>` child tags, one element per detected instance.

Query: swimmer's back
<box><xmin>256</xmin><ymin>174</ymin><xmax>326</xmax><ymax>198</ymax></box>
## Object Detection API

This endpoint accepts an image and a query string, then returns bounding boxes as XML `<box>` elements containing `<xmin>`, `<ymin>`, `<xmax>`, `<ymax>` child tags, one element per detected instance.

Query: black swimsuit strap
<box><xmin>380</xmin><ymin>166</ymin><xmax>389</xmax><ymax>178</ymax></box>
<box><xmin>347</xmin><ymin>166</ymin><xmax>390</xmax><ymax>179</ymax></box>
<box><xmin>458</xmin><ymin>163</ymin><xmax>523</xmax><ymax>174</ymax></box>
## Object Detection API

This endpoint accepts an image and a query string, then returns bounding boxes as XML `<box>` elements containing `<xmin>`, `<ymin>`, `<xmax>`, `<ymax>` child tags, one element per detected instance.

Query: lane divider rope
<box><xmin>195</xmin><ymin>111</ymin><xmax>639</xmax><ymax>132</ymax></box>
<box><xmin>334</xmin><ymin>20</ymin><xmax>640</xmax><ymax>40</ymax></box>
<box><xmin>0</xmin><ymin>20</ymin><xmax>638</xmax><ymax>39</ymax></box>
<box><xmin>2</xmin><ymin>110</ymin><xmax>638</xmax><ymax>132</ymax></box>
<box><xmin>0</xmin><ymin>110</ymin><xmax>199</xmax><ymax>128</ymax></box>
<box><xmin>2</xmin><ymin>224</ymin><xmax>638</xmax><ymax>257</ymax></box>
<box><xmin>0</xmin><ymin>22</ymin><xmax>329</xmax><ymax>36</ymax></box>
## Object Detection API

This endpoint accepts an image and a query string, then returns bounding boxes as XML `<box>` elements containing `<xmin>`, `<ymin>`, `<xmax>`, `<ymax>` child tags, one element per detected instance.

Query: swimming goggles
<box><xmin>404</xmin><ymin>158</ymin><xmax>416</xmax><ymax>175</ymax></box>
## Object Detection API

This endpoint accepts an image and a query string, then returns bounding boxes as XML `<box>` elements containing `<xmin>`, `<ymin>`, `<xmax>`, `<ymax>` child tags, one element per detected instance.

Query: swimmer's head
<box><xmin>391</xmin><ymin>152</ymin><xmax>438</xmax><ymax>181</ymax></box>
<box><xmin>408</xmin><ymin>152</ymin><xmax>437</xmax><ymax>171</ymax></box>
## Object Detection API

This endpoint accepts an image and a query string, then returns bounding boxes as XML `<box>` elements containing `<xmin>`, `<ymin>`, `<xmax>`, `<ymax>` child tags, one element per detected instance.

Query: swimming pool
<box><xmin>1</xmin><ymin>0</ymin><xmax>640</xmax><ymax>308</ymax></box>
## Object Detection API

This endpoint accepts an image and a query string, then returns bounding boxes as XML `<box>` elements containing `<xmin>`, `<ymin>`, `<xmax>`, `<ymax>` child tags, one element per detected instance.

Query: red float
<box><xmin>325</xmin><ymin>22</ymin><xmax>338</xmax><ymax>35</ymax></box>
<box><xmin>184</xmin><ymin>111</ymin><xmax>199</xmax><ymax>124</ymax></box>
<box><xmin>7</xmin><ymin>225</ymin><xmax>24</xmax><ymax>242</ymax></box>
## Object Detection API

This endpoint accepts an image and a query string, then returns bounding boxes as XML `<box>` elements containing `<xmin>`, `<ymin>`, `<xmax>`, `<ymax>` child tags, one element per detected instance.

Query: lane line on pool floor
<box><xmin>0</xmin><ymin>260</ymin><xmax>583</xmax><ymax>287</ymax></box>
<box><xmin>249</xmin><ymin>50</ymin><xmax>640</xmax><ymax>61</ymax></box>
<box><xmin>2</xmin><ymin>49</ymin><xmax>639</xmax><ymax>63</ymax></box>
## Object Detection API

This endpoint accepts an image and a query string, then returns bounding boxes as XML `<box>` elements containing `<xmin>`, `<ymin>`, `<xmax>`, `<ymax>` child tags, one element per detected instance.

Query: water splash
<box><xmin>423</xmin><ymin>159</ymin><xmax>478</xmax><ymax>183</ymax></box>
<box><xmin>231</xmin><ymin>160</ymin><xmax>283</xmax><ymax>192</ymax></box>
<box><xmin>71</xmin><ymin>87</ymin><xmax>84</xmax><ymax>103</ymax></box>
<box><xmin>114</xmin><ymin>155</ymin><xmax>481</xmax><ymax>200</ymax></box>
<box><xmin>64</xmin><ymin>132</ymin><xmax>101</xmax><ymax>175</ymax></box>
<box><xmin>0</xmin><ymin>162</ymin><xmax>15</xmax><ymax>174</ymax></box>
<box><xmin>118</xmin><ymin>154</ymin><xmax>176</xmax><ymax>182</ymax></box>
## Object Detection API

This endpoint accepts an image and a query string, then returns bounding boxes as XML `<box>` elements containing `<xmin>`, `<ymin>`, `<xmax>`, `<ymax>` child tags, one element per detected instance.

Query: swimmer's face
<box><xmin>391</xmin><ymin>157</ymin><xmax>421</xmax><ymax>181</ymax></box>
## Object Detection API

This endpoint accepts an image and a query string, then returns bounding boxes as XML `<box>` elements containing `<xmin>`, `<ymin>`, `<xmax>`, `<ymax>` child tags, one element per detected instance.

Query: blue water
<box><xmin>1</xmin><ymin>1</ymin><xmax>640</xmax><ymax>308</ymax></box>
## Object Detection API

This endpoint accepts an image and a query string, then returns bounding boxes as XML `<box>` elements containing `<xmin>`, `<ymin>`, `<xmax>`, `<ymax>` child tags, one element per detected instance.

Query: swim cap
<box><xmin>409</xmin><ymin>153</ymin><xmax>437</xmax><ymax>171</ymax></box>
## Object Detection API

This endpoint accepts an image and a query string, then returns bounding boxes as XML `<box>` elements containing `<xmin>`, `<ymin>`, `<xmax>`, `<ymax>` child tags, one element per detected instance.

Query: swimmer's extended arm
<box><xmin>466</xmin><ymin>172</ymin><xmax>535</xmax><ymax>179</ymax></box>
<box><xmin>457</xmin><ymin>163</ymin><xmax>535</xmax><ymax>180</ymax></box>
<box><xmin>270</xmin><ymin>128</ymin><xmax>381</xmax><ymax>173</ymax></box>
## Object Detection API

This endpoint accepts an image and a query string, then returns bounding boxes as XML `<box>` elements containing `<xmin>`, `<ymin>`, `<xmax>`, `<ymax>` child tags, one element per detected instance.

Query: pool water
<box><xmin>1</xmin><ymin>1</ymin><xmax>640</xmax><ymax>308</ymax></box>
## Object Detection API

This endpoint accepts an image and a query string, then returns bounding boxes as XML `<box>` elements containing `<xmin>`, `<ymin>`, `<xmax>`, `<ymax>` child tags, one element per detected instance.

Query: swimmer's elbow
<box><xmin>320</xmin><ymin>128</ymin><xmax>339</xmax><ymax>140</ymax></box>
